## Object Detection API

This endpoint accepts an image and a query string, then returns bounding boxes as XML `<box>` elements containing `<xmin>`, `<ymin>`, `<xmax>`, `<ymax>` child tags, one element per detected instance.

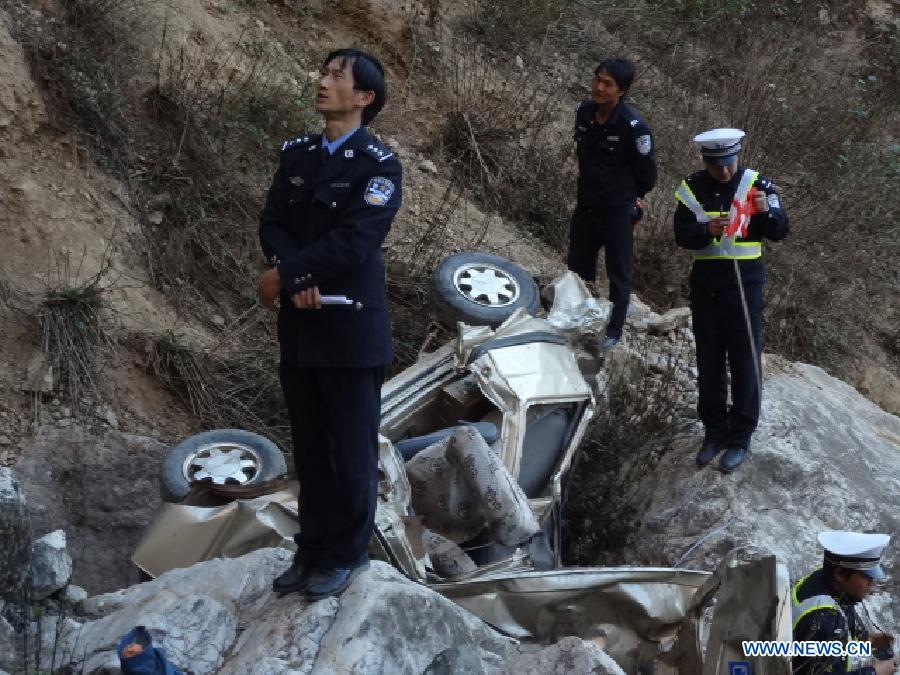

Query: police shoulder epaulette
<box><xmin>626</xmin><ymin>112</ymin><xmax>647</xmax><ymax>130</ymax></box>
<box><xmin>281</xmin><ymin>134</ymin><xmax>316</xmax><ymax>153</ymax></box>
<box><xmin>688</xmin><ymin>170</ymin><xmax>706</xmax><ymax>183</ymax></box>
<box><xmin>756</xmin><ymin>175</ymin><xmax>774</xmax><ymax>190</ymax></box>
<box><xmin>361</xmin><ymin>141</ymin><xmax>395</xmax><ymax>163</ymax></box>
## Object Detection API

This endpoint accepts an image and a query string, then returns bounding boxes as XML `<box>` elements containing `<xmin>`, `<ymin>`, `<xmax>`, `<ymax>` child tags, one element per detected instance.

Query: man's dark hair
<box><xmin>322</xmin><ymin>48</ymin><xmax>387</xmax><ymax>125</ymax></box>
<box><xmin>595</xmin><ymin>58</ymin><xmax>636</xmax><ymax>95</ymax></box>
<box><xmin>824</xmin><ymin>559</ymin><xmax>860</xmax><ymax>585</ymax></box>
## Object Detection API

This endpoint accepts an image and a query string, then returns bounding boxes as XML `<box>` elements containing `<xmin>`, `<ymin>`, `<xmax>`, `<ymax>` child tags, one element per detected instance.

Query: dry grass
<box><xmin>427</xmin><ymin>29</ymin><xmax>575</xmax><ymax>251</ymax></box>
<box><xmin>36</xmin><ymin>253</ymin><xmax>117</xmax><ymax>409</ymax></box>
<box><xmin>145</xmin><ymin>321</ymin><xmax>291</xmax><ymax>449</ymax></box>
<box><xmin>138</xmin><ymin>23</ymin><xmax>318</xmax><ymax>313</ymax></box>
<box><xmin>563</xmin><ymin>336</ymin><xmax>693</xmax><ymax>565</ymax></box>
<box><xmin>594</xmin><ymin>0</ymin><xmax>899</xmax><ymax>370</ymax></box>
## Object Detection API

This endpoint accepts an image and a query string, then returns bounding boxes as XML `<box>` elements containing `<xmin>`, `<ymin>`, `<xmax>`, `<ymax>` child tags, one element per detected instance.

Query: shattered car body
<box><xmin>133</xmin><ymin>272</ymin><xmax>792</xmax><ymax>674</ymax></box>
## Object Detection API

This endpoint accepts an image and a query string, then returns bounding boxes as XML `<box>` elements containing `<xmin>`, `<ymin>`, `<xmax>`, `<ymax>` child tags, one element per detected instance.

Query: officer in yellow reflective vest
<box><xmin>792</xmin><ymin>531</ymin><xmax>897</xmax><ymax>675</ymax></box>
<box><xmin>673</xmin><ymin>128</ymin><xmax>789</xmax><ymax>472</ymax></box>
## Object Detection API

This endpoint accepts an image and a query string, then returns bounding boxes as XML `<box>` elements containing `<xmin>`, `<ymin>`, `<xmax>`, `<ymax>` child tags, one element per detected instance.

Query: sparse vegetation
<box><xmin>4</xmin><ymin>596</ymin><xmax>87</xmax><ymax>674</ymax></box>
<box><xmin>563</xmin><ymin>336</ymin><xmax>694</xmax><ymax>565</ymax></box>
<box><xmin>145</xmin><ymin>324</ymin><xmax>290</xmax><ymax>449</ymax></box>
<box><xmin>37</xmin><ymin>254</ymin><xmax>115</xmax><ymax>409</ymax></box>
<box><xmin>142</xmin><ymin>24</ymin><xmax>318</xmax><ymax>309</ymax></box>
<box><xmin>429</xmin><ymin>29</ymin><xmax>575</xmax><ymax>249</ymax></box>
<box><xmin>465</xmin><ymin>0</ymin><xmax>571</xmax><ymax>50</ymax></box>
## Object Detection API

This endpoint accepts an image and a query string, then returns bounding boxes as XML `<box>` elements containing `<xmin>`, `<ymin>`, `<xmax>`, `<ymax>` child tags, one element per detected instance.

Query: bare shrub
<box><xmin>385</xmin><ymin>269</ymin><xmax>453</xmax><ymax>373</ymax></box>
<box><xmin>464</xmin><ymin>0</ymin><xmax>572</xmax><ymax>51</ymax></box>
<box><xmin>11</xmin><ymin>0</ymin><xmax>145</xmax><ymax>155</ymax></box>
<box><xmin>429</xmin><ymin>31</ymin><xmax>575</xmax><ymax>250</ymax></box>
<box><xmin>563</xmin><ymin>335</ymin><xmax>694</xmax><ymax>565</ymax></box>
<box><xmin>139</xmin><ymin>26</ymin><xmax>317</xmax><ymax>311</ymax></box>
<box><xmin>145</xmin><ymin>322</ymin><xmax>291</xmax><ymax>448</ymax></box>
<box><xmin>37</xmin><ymin>253</ymin><xmax>116</xmax><ymax>408</ymax></box>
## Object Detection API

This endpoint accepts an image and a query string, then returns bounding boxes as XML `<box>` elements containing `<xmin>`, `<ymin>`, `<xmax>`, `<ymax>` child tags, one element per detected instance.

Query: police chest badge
<box><xmin>364</xmin><ymin>177</ymin><xmax>394</xmax><ymax>206</ymax></box>
<box><xmin>635</xmin><ymin>134</ymin><xmax>652</xmax><ymax>155</ymax></box>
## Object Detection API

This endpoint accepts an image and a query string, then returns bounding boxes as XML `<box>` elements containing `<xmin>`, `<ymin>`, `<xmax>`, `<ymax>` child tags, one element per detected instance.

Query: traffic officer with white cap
<box><xmin>792</xmin><ymin>531</ymin><xmax>897</xmax><ymax>674</ymax></box>
<box><xmin>673</xmin><ymin>128</ymin><xmax>789</xmax><ymax>472</ymax></box>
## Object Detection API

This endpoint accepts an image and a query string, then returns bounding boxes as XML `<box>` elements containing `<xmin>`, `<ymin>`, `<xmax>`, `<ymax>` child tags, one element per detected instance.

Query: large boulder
<box><xmin>503</xmin><ymin>637</ymin><xmax>626</xmax><ymax>675</ymax></box>
<box><xmin>0</xmin><ymin>467</ymin><xmax>30</xmax><ymax>596</ymax></box>
<box><xmin>42</xmin><ymin>550</ymin><xmax>516</xmax><ymax>674</ymax></box>
<box><xmin>14</xmin><ymin>423</ymin><xmax>168</xmax><ymax>594</ymax></box>
<box><xmin>614</xmin><ymin>357</ymin><xmax>900</xmax><ymax>629</ymax></box>
<box><xmin>28</xmin><ymin>529</ymin><xmax>73</xmax><ymax>599</ymax></box>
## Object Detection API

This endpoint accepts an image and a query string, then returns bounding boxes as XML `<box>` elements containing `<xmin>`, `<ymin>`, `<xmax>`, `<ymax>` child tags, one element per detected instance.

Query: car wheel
<box><xmin>160</xmin><ymin>429</ymin><xmax>287</xmax><ymax>503</ymax></box>
<box><xmin>431</xmin><ymin>252</ymin><xmax>540</xmax><ymax>328</ymax></box>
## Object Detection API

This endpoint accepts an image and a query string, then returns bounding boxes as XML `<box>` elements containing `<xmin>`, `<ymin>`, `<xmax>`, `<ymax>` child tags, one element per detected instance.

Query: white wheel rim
<box><xmin>452</xmin><ymin>263</ymin><xmax>521</xmax><ymax>307</ymax></box>
<box><xmin>183</xmin><ymin>442</ymin><xmax>261</xmax><ymax>486</ymax></box>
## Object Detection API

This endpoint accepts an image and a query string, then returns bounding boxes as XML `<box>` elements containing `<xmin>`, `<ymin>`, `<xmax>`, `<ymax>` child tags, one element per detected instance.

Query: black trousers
<box><xmin>279</xmin><ymin>362</ymin><xmax>384</xmax><ymax>568</ymax></box>
<box><xmin>690</xmin><ymin>281</ymin><xmax>763</xmax><ymax>446</ymax></box>
<box><xmin>567</xmin><ymin>205</ymin><xmax>633</xmax><ymax>338</ymax></box>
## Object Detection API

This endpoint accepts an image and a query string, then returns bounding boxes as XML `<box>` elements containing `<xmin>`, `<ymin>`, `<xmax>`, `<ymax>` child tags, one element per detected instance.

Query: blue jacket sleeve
<box><xmin>277</xmin><ymin>159</ymin><xmax>402</xmax><ymax>295</ymax></box>
<box><xmin>627</xmin><ymin>121</ymin><xmax>657</xmax><ymax>198</ymax></box>
<box><xmin>793</xmin><ymin>608</ymin><xmax>877</xmax><ymax>675</ymax></box>
<box><xmin>749</xmin><ymin>175</ymin><xmax>790</xmax><ymax>242</ymax></box>
<box><xmin>259</xmin><ymin>161</ymin><xmax>303</xmax><ymax>267</ymax></box>
<box><xmin>674</xmin><ymin>199</ymin><xmax>711</xmax><ymax>250</ymax></box>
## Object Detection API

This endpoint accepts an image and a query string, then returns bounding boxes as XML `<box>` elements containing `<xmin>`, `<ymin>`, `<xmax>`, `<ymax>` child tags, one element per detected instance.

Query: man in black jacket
<box><xmin>257</xmin><ymin>48</ymin><xmax>401</xmax><ymax>599</ymax></box>
<box><xmin>568</xmin><ymin>58</ymin><xmax>657</xmax><ymax>350</ymax></box>
<box><xmin>792</xmin><ymin>531</ymin><xmax>896</xmax><ymax>675</ymax></box>
<box><xmin>674</xmin><ymin>128</ymin><xmax>788</xmax><ymax>472</ymax></box>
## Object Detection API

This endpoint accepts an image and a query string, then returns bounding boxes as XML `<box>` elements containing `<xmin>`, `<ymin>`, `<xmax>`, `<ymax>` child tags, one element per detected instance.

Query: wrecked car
<box><xmin>133</xmin><ymin>258</ymin><xmax>792</xmax><ymax>674</ymax></box>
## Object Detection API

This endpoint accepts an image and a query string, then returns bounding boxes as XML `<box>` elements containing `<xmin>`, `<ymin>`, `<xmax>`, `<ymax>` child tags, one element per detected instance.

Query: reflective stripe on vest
<box><xmin>791</xmin><ymin>571</ymin><xmax>854</xmax><ymax>670</ymax></box>
<box><xmin>792</xmin><ymin>593</ymin><xmax>844</xmax><ymax>629</ymax></box>
<box><xmin>674</xmin><ymin>169</ymin><xmax>762</xmax><ymax>260</ymax></box>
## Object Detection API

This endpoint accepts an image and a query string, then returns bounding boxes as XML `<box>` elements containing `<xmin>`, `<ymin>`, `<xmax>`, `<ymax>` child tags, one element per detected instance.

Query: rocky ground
<box><xmin>0</xmin><ymin>547</ymin><xmax>625</xmax><ymax>675</ymax></box>
<box><xmin>2</xmin><ymin>290</ymin><xmax>897</xmax><ymax>672</ymax></box>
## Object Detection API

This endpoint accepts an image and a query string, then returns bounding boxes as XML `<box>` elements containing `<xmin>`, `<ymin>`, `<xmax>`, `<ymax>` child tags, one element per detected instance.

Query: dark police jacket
<box><xmin>674</xmin><ymin>167</ymin><xmax>789</xmax><ymax>291</ymax></box>
<box><xmin>259</xmin><ymin>127</ymin><xmax>402</xmax><ymax>368</ymax></box>
<box><xmin>792</xmin><ymin>569</ymin><xmax>877</xmax><ymax>675</ymax></box>
<box><xmin>573</xmin><ymin>99</ymin><xmax>657</xmax><ymax>209</ymax></box>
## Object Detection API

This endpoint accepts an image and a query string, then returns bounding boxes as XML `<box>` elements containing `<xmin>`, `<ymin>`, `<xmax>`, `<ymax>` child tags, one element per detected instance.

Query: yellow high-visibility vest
<box><xmin>675</xmin><ymin>169</ymin><xmax>762</xmax><ymax>260</ymax></box>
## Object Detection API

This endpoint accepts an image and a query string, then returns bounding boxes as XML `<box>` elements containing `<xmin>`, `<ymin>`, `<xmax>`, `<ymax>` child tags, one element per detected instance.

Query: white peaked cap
<box><xmin>818</xmin><ymin>530</ymin><xmax>890</xmax><ymax>579</ymax></box>
<box><xmin>693</xmin><ymin>128</ymin><xmax>745</xmax><ymax>165</ymax></box>
<box><xmin>693</xmin><ymin>128</ymin><xmax>746</xmax><ymax>149</ymax></box>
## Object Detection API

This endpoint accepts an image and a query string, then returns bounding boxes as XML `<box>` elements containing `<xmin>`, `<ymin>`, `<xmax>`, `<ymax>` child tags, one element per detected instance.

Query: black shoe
<box><xmin>719</xmin><ymin>444</ymin><xmax>749</xmax><ymax>473</ymax></box>
<box><xmin>305</xmin><ymin>561</ymin><xmax>370</xmax><ymax>600</ymax></box>
<box><xmin>696</xmin><ymin>437</ymin><xmax>724</xmax><ymax>467</ymax></box>
<box><xmin>273</xmin><ymin>558</ymin><xmax>314</xmax><ymax>594</ymax></box>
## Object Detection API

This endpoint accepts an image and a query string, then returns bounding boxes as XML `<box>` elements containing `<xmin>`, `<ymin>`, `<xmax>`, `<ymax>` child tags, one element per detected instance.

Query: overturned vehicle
<box><xmin>133</xmin><ymin>261</ymin><xmax>791</xmax><ymax>674</ymax></box>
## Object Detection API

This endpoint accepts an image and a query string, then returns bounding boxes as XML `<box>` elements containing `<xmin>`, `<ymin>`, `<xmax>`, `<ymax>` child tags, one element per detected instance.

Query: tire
<box><xmin>160</xmin><ymin>429</ymin><xmax>287</xmax><ymax>503</ymax></box>
<box><xmin>430</xmin><ymin>253</ymin><xmax>540</xmax><ymax>328</ymax></box>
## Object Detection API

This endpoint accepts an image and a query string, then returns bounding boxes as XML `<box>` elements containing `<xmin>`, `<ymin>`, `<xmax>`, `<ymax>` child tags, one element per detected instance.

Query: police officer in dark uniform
<box><xmin>256</xmin><ymin>48</ymin><xmax>402</xmax><ymax>599</ymax></box>
<box><xmin>569</xmin><ymin>58</ymin><xmax>657</xmax><ymax>350</ymax></box>
<box><xmin>674</xmin><ymin>128</ymin><xmax>789</xmax><ymax>472</ymax></box>
<box><xmin>792</xmin><ymin>531</ymin><xmax>897</xmax><ymax>675</ymax></box>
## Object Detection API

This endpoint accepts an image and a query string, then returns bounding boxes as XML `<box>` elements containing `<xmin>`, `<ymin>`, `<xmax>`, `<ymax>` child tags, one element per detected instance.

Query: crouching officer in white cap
<box><xmin>792</xmin><ymin>531</ymin><xmax>897</xmax><ymax>675</ymax></box>
<box><xmin>256</xmin><ymin>48</ymin><xmax>401</xmax><ymax>600</ymax></box>
<box><xmin>673</xmin><ymin>128</ymin><xmax>789</xmax><ymax>472</ymax></box>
